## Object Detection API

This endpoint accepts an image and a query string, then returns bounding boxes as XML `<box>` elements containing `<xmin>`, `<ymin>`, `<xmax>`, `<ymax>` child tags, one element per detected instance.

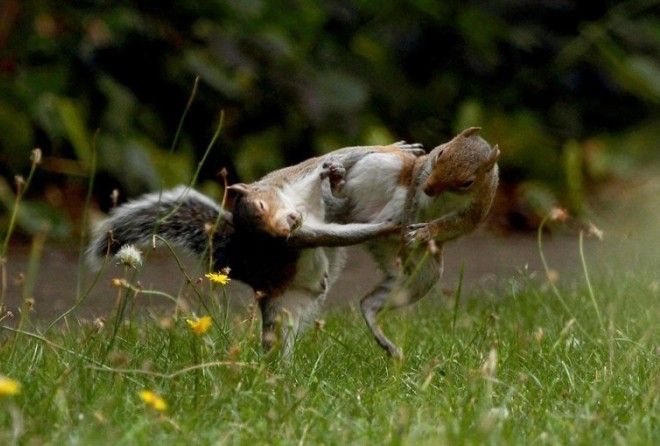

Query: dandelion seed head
<box><xmin>116</xmin><ymin>244</ymin><xmax>143</xmax><ymax>269</ymax></box>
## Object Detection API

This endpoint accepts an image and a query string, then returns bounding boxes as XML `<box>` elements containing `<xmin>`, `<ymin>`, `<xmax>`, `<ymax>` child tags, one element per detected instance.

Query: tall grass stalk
<box><xmin>74</xmin><ymin>130</ymin><xmax>98</xmax><ymax>299</ymax></box>
<box><xmin>579</xmin><ymin>230</ymin><xmax>605</xmax><ymax>332</ymax></box>
<box><xmin>104</xmin><ymin>266</ymin><xmax>132</xmax><ymax>358</ymax></box>
<box><xmin>536</xmin><ymin>212</ymin><xmax>589</xmax><ymax>338</ymax></box>
<box><xmin>169</xmin><ymin>76</ymin><xmax>199</xmax><ymax>156</ymax></box>
<box><xmin>0</xmin><ymin>149</ymin><xmax>41</xmax><ymax>311</ymax></box>
<box><xmin>7</xmin><ymin>228</ymin><xmax>48</xmax><ymax>363</ymax></box>
<box><xmin>46</xmin><ymin>133</ymin><xmax>100</xmax><ymax>332</ymax></box>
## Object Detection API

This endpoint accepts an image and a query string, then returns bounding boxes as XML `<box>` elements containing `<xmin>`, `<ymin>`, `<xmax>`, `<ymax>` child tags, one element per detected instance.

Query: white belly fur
<box><xmin>343</xmin><ymin>153</ymin><xmax>405</xmax><ymax>222</ymax></box>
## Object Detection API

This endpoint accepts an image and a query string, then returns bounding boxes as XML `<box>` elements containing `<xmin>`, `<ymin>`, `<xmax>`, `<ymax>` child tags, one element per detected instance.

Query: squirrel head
<box><xmin>227</xmin><ymin>183</ymin><xmax>303</xmax><ymax>238</ymax></box>
<box><xmin>422</xmin><ymin>127</ymin><xmax>499</xmax><ymax>197</ymax></box>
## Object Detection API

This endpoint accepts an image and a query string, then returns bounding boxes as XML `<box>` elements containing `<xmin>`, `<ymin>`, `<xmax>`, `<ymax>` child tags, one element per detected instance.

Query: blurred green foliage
<box><xmin>0</xmin><ymin>0</ymin><xmax>659</xmax><ymax>236</ymax></box>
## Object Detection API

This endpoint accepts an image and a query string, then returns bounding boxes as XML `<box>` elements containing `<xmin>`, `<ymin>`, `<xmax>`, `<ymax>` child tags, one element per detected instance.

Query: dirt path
<box><xmin>0</xmin><ymin>229</ymin><xmax>631</xmax><ymax>321</ymax></box>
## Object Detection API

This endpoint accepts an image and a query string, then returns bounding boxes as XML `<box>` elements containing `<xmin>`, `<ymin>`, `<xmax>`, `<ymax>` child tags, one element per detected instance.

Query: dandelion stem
<box><xmin>104</xmin><ymin>266</ymin><xmax>132</xmax><ymax>357</ymax></box>
<box><xmin>75</xmin><ymin>129</ymin><xmax>98</xmax><ymax>299</ymax></box>
<box><xmin>537</xmin><ymin>213</ymin><xmax>589</xmax><ymax>338</ymax></box>
<box><xmin>1</xmin><ymin>156</ymin><xmax>39</xmax><ymax>256</ymax></box>
<box><xmin>0</xmin><ymin>150</ymin><xmax>41</xmax><ymax>310</ymax></box>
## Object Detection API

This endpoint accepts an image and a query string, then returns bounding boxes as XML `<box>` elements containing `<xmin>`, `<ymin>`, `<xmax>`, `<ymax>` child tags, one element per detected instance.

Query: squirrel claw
<box><xmin>405</xmin><ymin>223</ymin><xmax>431</xmax><ymax>246</ymax></box>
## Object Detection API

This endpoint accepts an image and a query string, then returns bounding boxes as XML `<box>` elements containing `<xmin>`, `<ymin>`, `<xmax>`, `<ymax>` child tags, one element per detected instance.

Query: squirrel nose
<box><xmin>287</xmin><ymin>212</ymin><xmax>302</xmax><ymax>230</ymax></box>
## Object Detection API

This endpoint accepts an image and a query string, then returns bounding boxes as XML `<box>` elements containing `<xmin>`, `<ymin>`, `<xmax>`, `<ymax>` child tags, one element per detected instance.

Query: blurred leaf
<box><xmin>516</xmin><ymin>181</ymin><xmax>560</xmax><ymax>224</ymax></box>
<box><xmin>455</xmin><ymin>99</ymin><xmax>485</xmax><ymax>131</ymax></box>
<box><xmin>626</xmin><ymin>55</ymin><xmax>660</xmax><ymax>100</ymax></box>
<box><xmin>351</xmin><ymin>34</ymin><xmax>388</xmax><ymax>65</ymax></box>
<box><xmin>98</xmin><ymin>75</ymin><xmax>137</xmax><ymax>132</ymax></box>
<box><xmin>54</xmin><ymin>98</ymin><xmax>93</xmax><ymax>166</ymax></box>
<box><xmin>0</xmin><ymin>178</ymin><xmax>70</xmax><ymax>239</ymax></box>
<box><xmin>15</xmin><ymin>200</ymin><xmax>71</xmax><ymax>239</ymax></box>
<box><xmin>363</xmin><ymin>124</ymin><xmax>395</xmax><ymax>146</ymax></box>
<box><xmin>456</xmin><ymin>7</ymin><xmax>504</xmax><ymax>71</ymax></box>
<box><xmin>586</xmin><ymin>121</ymin><xmax>660</xmax><ymax>179</ymax></box>
<box><xmin>594</xmin><ymin>38</ymin><xmax>660</xmax><ymax>103</ymax></box>
<box><xmin>484</xmin><ymin>111</ymin><xmax>560</xmax><ymax>183</ymax></box>
<box><xmin>144</xmin><ymin>138</ymin><xmax>194</xmax><ymax>187</ymax></box>
<box><xmin>0</xmin><ymin>102</ymin><xmax>34</xmax><ymax>165</ymax></box>
<box><xmin>562</xmin><ymin>140</ymin><xmax>585</xmax><ymax>214</ymax></box>
<box><xmin>97</xmin><ymin>136</ymin><xmax>160</xmax><ymax>194</ymax></box>
<box><xmin>235</xmin><ymin>129</ymin><xmax>284</xmax><ymax>182</ymax></box>
<box><xmin>183</xmin><ymin>49</ymin><xmax>244</xmax><ymax>98</ymax></box>
<box><xmin>304</xmin><ymin>70</ymin><xmax>368</xmax><ymax>119</ymax></box>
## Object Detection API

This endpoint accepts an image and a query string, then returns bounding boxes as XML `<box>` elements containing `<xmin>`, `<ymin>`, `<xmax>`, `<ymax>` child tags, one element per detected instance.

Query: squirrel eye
<box><xmin>257</xmin><ymin>200</ymin><xmax>266</xmax><ymax>212</ymax></box>
<box><xmin>458</xmin><ymin>179</ymin><xmax>474</xmax><ymax>189</ymax></box>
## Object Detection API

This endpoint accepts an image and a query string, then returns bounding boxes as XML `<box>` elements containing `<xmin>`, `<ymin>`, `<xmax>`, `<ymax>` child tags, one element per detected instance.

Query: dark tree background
<box><xmin>1</xmin><ymin>0</ymin><xmax>659</xmax><ymax>238</ymax></box>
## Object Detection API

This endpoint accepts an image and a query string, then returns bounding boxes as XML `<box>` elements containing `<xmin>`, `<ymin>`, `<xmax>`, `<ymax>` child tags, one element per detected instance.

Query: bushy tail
<box><xmin>87</xmin><ymin>186</ymin><xmax>225</xmax><ymax>269</ymax></box>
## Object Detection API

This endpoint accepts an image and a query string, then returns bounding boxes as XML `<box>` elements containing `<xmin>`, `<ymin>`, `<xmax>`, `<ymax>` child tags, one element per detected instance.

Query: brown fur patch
<box><xmin>373</xmin><ymin>144</ymin><xmax>419</xmax><ymax>186</ymax></box>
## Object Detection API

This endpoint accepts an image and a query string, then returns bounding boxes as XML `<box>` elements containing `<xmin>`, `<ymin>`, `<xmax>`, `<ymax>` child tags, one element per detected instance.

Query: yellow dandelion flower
<box><xmin>139</xmin><ymin>389</ymin><xmax>167</xmax><ymax>412</ymax></box>
<box><xmin>205</xmin><ymin>272</ymin><xmax>231</xmax><ymax>285</ymax></box>
<box><xmin>186</xmin><ymin>315</ymin><xmax>212</xmax><ymax>335</ymax></box>
<box><xmin>0</xmin><ymin>376</ymin><xmax>21</xmax><ymax>396</ymax></box>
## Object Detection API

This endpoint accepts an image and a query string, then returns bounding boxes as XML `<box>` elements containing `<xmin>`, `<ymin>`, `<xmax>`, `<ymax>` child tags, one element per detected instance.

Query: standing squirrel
<box><xmin>318</xmin><ymin>127</ymin><xmax>500</xmax><ymax>358</ymax></box>
<box><xmin>88</xmin><ymin>142</ymin><xmax>425</xmax><ymax>355</ymax></box>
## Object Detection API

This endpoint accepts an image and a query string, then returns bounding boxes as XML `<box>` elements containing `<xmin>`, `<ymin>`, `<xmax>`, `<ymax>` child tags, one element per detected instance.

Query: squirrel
<box><xmin>87</xmin><ymin>142</ymin><xmax>425</xmax><ymax>356</ymax></box>
<box><xmin>318</xmin><ymin>127</ymin><xmax>500</xmax><ymax>358</ymax></box>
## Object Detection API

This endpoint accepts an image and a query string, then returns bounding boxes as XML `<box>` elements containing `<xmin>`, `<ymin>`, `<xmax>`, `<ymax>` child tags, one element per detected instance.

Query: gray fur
<box><xmin>86</xmin><ymin>186</ymin><xmax>222</xmax><ymax>269</ymax></box>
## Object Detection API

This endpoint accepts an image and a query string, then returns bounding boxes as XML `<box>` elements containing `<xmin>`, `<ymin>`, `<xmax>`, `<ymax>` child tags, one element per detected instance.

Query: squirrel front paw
<box><xmin>394</xmin><ymin>141</ymin><xmax>425</xmax><ymax>156</ymax></box>
<box><xmin>405</xmin><ymin>223</ymin><xmax>432</xmax><ymax>246</ymax></box>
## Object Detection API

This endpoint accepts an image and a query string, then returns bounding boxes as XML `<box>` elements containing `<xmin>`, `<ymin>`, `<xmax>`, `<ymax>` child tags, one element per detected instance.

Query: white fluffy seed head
<box><xmin>115</xmin><ymin>244</ymin><xmax>143</xmax><ymax>269</ymax></box>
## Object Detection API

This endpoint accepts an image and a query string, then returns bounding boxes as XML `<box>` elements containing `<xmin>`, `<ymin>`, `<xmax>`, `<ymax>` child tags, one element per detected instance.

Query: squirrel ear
<box><xmin>482</xmin><ymin>144</ymin><xmax>500</xmax><ymax>171</ymax></box>
<box><xmin>459</xmin><ymin>127</ymin><xmax>481</xmax><ymax>138</ymax></box>
<box><xmin>227</xmin><ymin>183</ymin><xmax>250</xmax><ymax>196</ymax></box>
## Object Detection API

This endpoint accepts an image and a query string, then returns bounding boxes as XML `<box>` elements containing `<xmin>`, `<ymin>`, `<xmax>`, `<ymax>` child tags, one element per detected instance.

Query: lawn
<box><xmin>1</xmin><ymin>245</ymin><xmax>657</xmax><ymax>445</ymax></box>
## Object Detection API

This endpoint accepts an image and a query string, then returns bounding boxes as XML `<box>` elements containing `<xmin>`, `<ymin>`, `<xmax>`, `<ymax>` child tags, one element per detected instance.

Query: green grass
<box><xmin>1</xmin><ymin>262</ymin><xmax>658</xmax><ymax>445</ymax></box>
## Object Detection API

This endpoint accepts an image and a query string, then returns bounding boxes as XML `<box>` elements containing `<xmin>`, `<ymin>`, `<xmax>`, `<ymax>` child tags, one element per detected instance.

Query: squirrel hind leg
<box><xmin>360</xmin><ymin>274</ymin><xmax>404</xmax><ymax>359</ymax></box>
<box><xmin>320</xmin><ymin>158</ymin><xmax>347</xmax><ymax>193</ymax></box>
<box><xmin>321</xmin><ymin>174</ymin><xmax>350</xmax><ymax>223</ymax></box>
